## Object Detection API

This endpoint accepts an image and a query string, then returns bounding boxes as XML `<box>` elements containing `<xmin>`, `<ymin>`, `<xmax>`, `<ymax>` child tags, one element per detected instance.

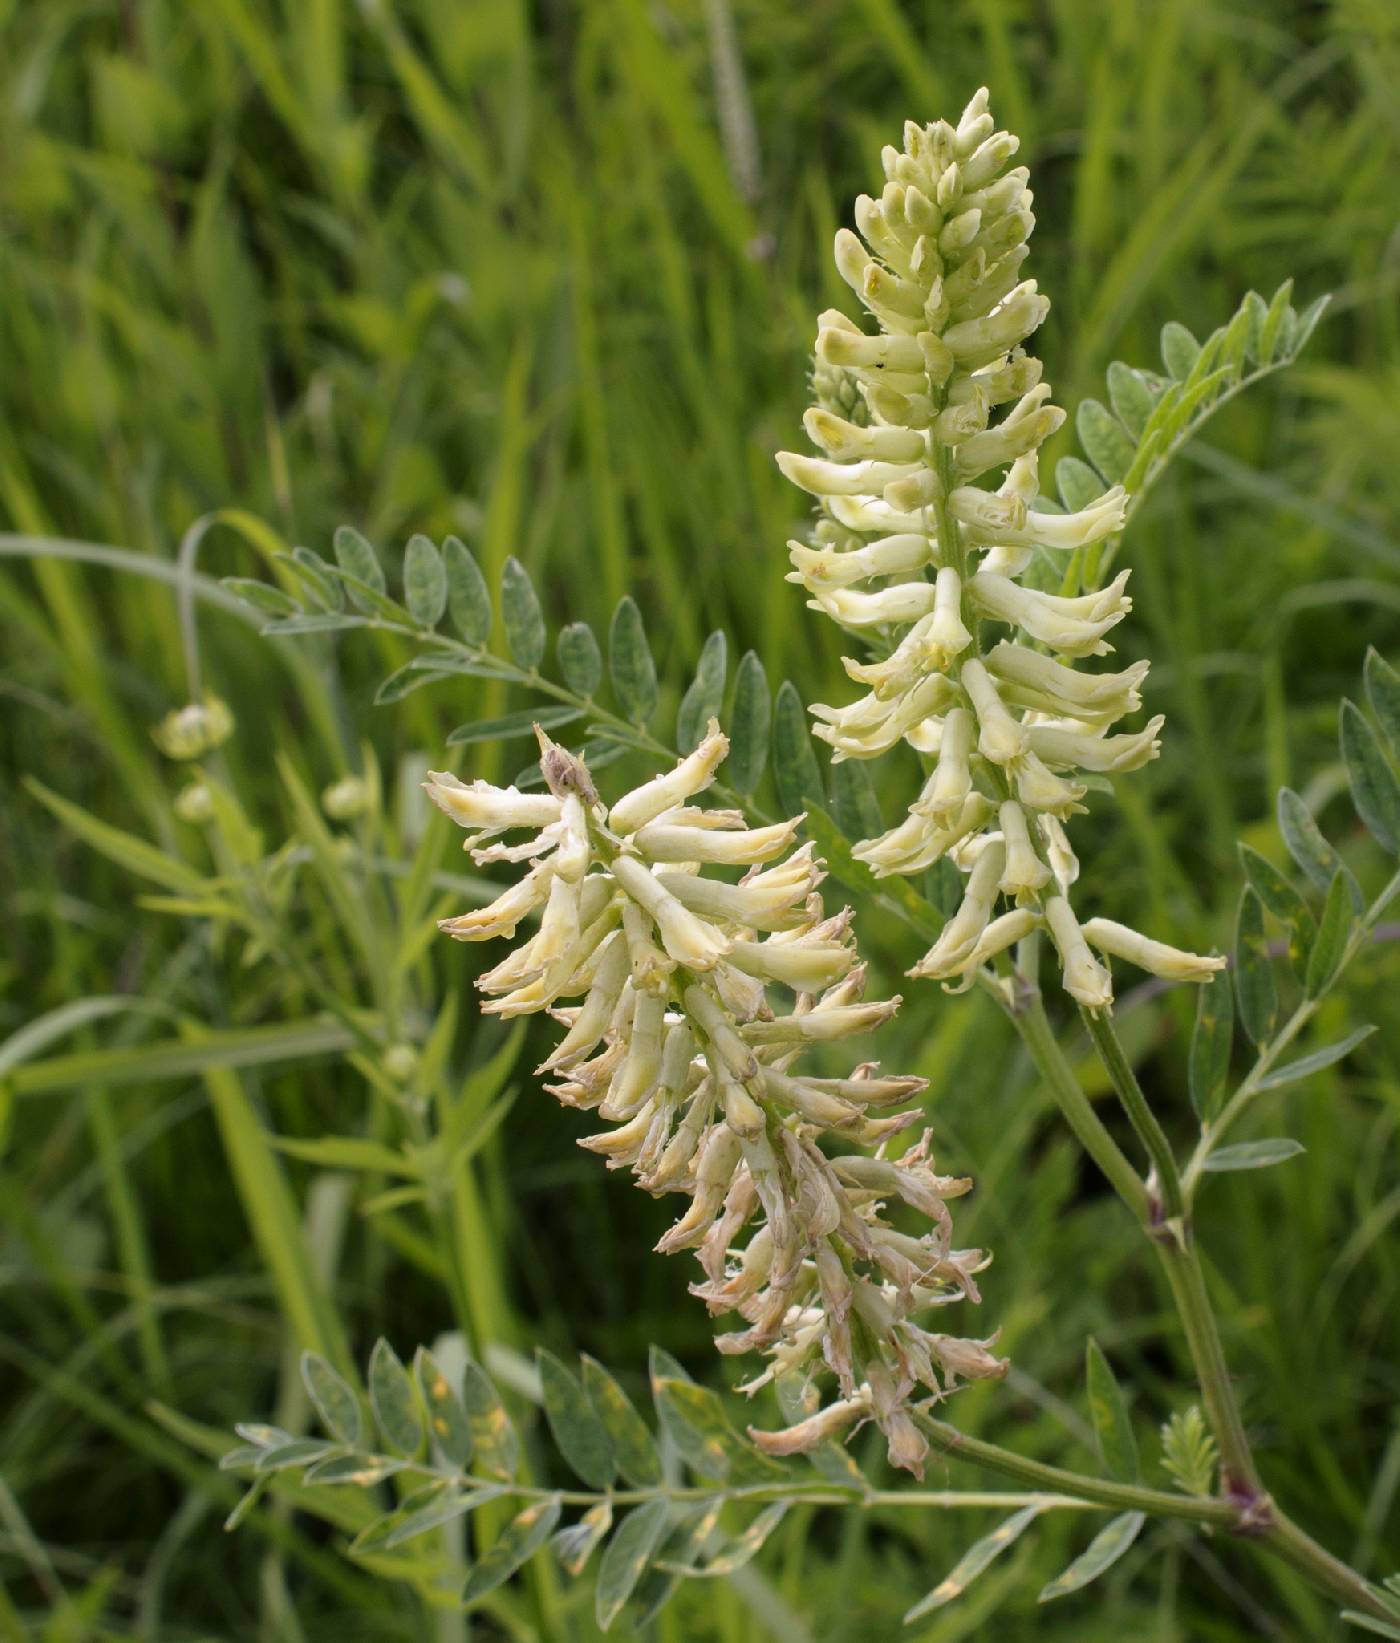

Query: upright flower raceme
<box><xmin>427</xmin><ymin>727</ymin><xmax>1005</xmax><ymax>1474</ymax></box>
<box><xmin>777</xmin><ymin>90</ymin><xmax>1224</xmax><ymax>1008</ymax></box>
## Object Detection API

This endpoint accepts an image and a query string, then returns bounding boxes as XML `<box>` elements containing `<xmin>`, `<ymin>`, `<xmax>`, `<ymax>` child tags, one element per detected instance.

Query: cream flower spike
<box><xmin>776</xmin><ymin>90</ymin><xmax>1223</xmax><ymax>1011</ymax></box>
<box><xmin>429</xmin><ymin>726</ymin><xmax>1004</xmax><ymax>1474</ymax></box>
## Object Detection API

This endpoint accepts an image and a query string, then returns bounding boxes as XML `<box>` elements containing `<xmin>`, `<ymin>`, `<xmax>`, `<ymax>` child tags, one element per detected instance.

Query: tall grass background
<box><xmin>1</xmin><ymin>1</ymin><xmax>1398</xmax><ymax>1636</ymax></box>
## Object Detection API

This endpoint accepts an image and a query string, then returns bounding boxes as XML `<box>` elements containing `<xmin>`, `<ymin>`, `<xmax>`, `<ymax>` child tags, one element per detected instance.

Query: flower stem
<box><xmin>1080</xmin><ymin>1005</ymin><xmax>1185</xmax><ymax>1224</ymax></box>
<box><xmin>1009</xmin><ymin>982</ymin><xmax>1150</xmax><ymax>1221</ymax></box>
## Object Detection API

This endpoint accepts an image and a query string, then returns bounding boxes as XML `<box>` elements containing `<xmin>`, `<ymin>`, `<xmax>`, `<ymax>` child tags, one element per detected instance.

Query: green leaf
<box><xmin>727</xmin><ymin>650</ymin><xmax>771</xmax><ymax>795</ymax></box>
<box><xmin>1160</xmin><ymin>321</ymin><xmax>1201</xmax><ymax>381</ymax></box>
<box><xmin>1038</xmin><ymin>1511</ymin><xmax>1146</xmax><ymax>1602</ymax></box>
<box><xmin>301</xmin><ymin>1352</ymin><xmax>362</xmax><ymax>1447</ymax></box>
<box><xmin>1339</xmin><ymin>1614</ymin><xmax>1400</xmax><ymax>1642</ymax></box>
<box><xmin>558</xmin><ymin>621</ymin><xmax>603</xmax><ymax>696</ymax></box>
<box><xmin>1055</xmin><ymin>455</ymin><xmax>1104</xmax><ymax>512</ymax></box>
<box><xmin>254</xmin><ymin>1437</ymin><xmax>338</xmax><ymax>1473</ymax></box>
<box><xmin>650</xmin><ymin>1368</ymin><xmax>783</xmax><ymax>1485</ymax></box>
<box><xmin>443</xmin><ymin>535</ymin><xmax>492</xmax><ymax>646</ymax></box>
<box><xmin>373</xmin><ymin>663</ymin><xmax>457</xmax><ymax>705</ymax></box>
<box><xmin>609</xmin><ymin>596</ymin><xmax>658</xmax><ymax>724</ymax></box>
<box><xmin>1202</xmin><ymin>1138</ymin><xmax>1305</xmax><ymax>1173</ymax></box>
<box><xmin>332</xmin><ymin>526</ymin><xmax>386</xmax><ymax>609</ymax></box>
<box><xmin>290</xmin><ymin>546</ymin><xmax>345</xmax><ymax>610</ymax></box>
<box><xmin>664</xmin><ymin>1504</ymin><xmax>789</xmax><ymax>1577</ymax></box>
<box><xmin>1257</xmin><ymin>279</ymin><xmax>1294</xmax><ymax>362</ymax></box>
<box><xmin>446</xmin><ymin>704</ymin><xmax>583</xmax><ymax>746</ymax></box>
<box><xmin>369</xmin><ymin>1339</ymin><xmax>423</xmax><ymax>1455</ymax></box>
<box><xmin>1105</xmin><ymin>362</ymin><xmax>1157</xmax><ymax>439</ymax></box>
<box><xmin>403</xmin><ymin>534</ymin><xmax>448</xmax><ymax>629</ymax></box>
<box><xmin>1341</xmin><ymin>699</ymin><xmax>1400</xmax><ymax>852</ymax></box>
<box><xmin>1364</xmin><ymin>648</ymin><xmax>1400</xmax><ymax>758</ymax></box>
<box><xmin>551</xmin><ymin>1501</ymin><xmax>613</xmax><ymax>1576</ymax></box>
<box><xmin>676</xmin><ymin>630</ymin><xmax>727</xmax><ymax>754</ymax></box>
<box><xmin>1277</xmin><ymin>788</ymin><xmax>1360</xmax><ymax>907</ymax></box>
<box><xmin>221</xmin><ymin>576</ymin><xmax>300</xmax><ymax>617</ymax></box>
<box><xmin>772</xmin><ymin>680</ymin><xmax>825</xmax><ymax>817</ymax></box>
<box><xmin>304</xmin><ymin>1452</ymin><xmax>408</xmax><ymax>1487</ymax></box>
<box><xmin>904</xmin><ymin>1507</ymin><xmax>1042</xmax><ymax>1619</ymax></box>
<box><xmin>537</xmin><ymin>1349</ymin><xmax>615</xmax><ymax>1490</ymax></box>
<box><xmin>353</xmin><ymin>1481</ymin><xmax>505</xmax><ymax>1554</ymax></box>
<box><xmin>1076</xmin><ymin>399</ymin><xmax>1135</xmax><ymax>483</ymax></box>
<box><xmin>1238</xmin><ymin>844</ymin><xmax>1315</xmax><ymax>970</ymax></box>
<box><xmin>1233</xmin><ymin>888</ymin><xmax>1277</xmax><ymax>1045</ymax></box>
<box><xmin>462</xmin><ymin>1496</ymin><xmax>561</xmax><ymax>1605</ymax></box>
<box><xmin>581</xmin><ymin>1355</ymin><xmax>662</xmax><ymax>1488</ymax></box>
<box><xmin>595</xmin><ymin>1499</ymin><xmax>671</xmax><ymax>1632</ymax></box>
<box><xmin>500</xmin><ymin>556</ymin><xmax>545</xmax><ymax>669</ymax></box>
<box><xmin>1255</xmin><ymin>1026</ymin><xmax>1376</xmax><ymax>1091</ymax></box>
<box><xmin>1188</xmin><ymin>973</ymin><xmax>1233</xmax><ymax>1123</ymax></box>
<box><xmin>830</xmin><ymin>758</ymin><xmax>882</xmax><ymax>843</ymax></box>
<box><xmin>273</xmin><ymin>1135</ymin><xmax>417</xmax><ymax>1176</ymax></box>
<box><xmin>415</xmin><ymin>1348</ymin><xmax>473</xmax><ymax>1467</ymax></box>
<box><xmin>26</xmin><ymin>778</ymin><xmax>213</xmax><ymax>896</ymax></box>
<box><xmin>260</xmin><ymin>611</ymin><xmax>368</xmax><ymax>637</ymax></box>
<box><xmin>1085</xmin><ymin>1340</ymin><xmax>1139</xmax><ymax>1484</ymax></box>
<box><xmin>461</xmin><ymin>1358</ymin><xmax>518</xmax><ymax>1480</ymax></box>
<box><xmin>1305</xmin><ymin>871</ymin><xmax>1355</xmax><ymax>998</ymax></box>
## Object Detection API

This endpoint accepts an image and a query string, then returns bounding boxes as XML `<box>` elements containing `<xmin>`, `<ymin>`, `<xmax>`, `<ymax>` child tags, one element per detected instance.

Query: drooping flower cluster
<box><xmin>427</xmin><ymin>726</ymin><xmax>1005</xmax><ymax>1473</ymax></box>
<box><xmin>777</xmin><ymin>90</ymin><xmax>1223</xmax><ymax>1008</ymax></box>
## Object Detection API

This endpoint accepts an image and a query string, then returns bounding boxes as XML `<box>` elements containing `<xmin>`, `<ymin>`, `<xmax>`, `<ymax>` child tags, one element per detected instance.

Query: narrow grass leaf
<box><xmin>447</xmin><ymin>705</ymin><xmax>583</xmax><ymax>746</ymax></box>
<box><xmin>773</xmin><ymin>680</ymin><xmax>825</xmax><ymax>816</ymax></box>
<box><xmin>1255</xmin><ymin>1026</ymin><xmax>1376</xmax><ymax>1091</ymax></box>
<box><xmin>461</xmin><ymin>1358</ymin><xmax>518</xmax><ymax>1479</ymax></box>
<box><xmin>536</xmin><ymin>1348</ymin><xmax>615</xmax><ymax>1489</ymax></box>
<box><xmin>302</xmin><ymin>1352</ymin><xmax>363</xmax><ymax>1447</ymax></box>
<box><xmin>1234</xmin><ymin>888</ymin><xmax>1277</xmax><ymax>1044</ymax></box>
<box><xmin>273</xmin><ymin>1135</ymin><xmax>417</xmax><ymax>1176</ymax></box>
<box><xmin>462</xmin><ymin>1496</ymin><xmax>561</xmax><ymax>1605</ymax></box>
<box><xmin>727</xmin><ymin>650</ymin><xmax>771</xmax><ymax>794</ymax></box>
<box><xmin>1364</xmin><ymin>647</ymin><xmax>1400</xmax><ymax>757</ymax></box>
<box><xmin>609</xmin><ymin>595</ymin><xmax>658</xmax><ymax>724</ymax></box>
<box><xmin>369</xmin><ymin>1339</ymin><xmax>423</xmax><ymax>1455</ymax></box>
<box><xmin>1202</xmin><ymin>1138</ymin><xmax>1305</xmax><ymax>1173</ymax></box>
<box><xmin>415</xmin><ymin>1348</ymin><xmax>472</xmax><ymax>1467</ymax></box>
<box><xmin>1340</xmin><ymin>699</ymin><xmax>1400</xmax><ymax>852</ymax></box>
<box><xmin>27</xmin><ymin>778</ymin><xmax>213</xmax><ymax>896</ymax></box>
<box><xmin>1038</xmin><ymin>1511</ymin><xmax>1146</xmax><ymax>1602</ymax></box>
<box><xmin>677</xmin><ymin>629</ymin><xmax>727</xmax><ymax>753</ymax></box>
<box><xmin>581</xmin><ymin>1355</ymin><xmax>662</xmax><ymax>1487</ymax></box>
<box><xmin>501</xmin><ymin>556</ymin><xmax>545</xmax><ymax>669</ymax></box>
<box><xmin>1085</xmin><ymin>1339</ymin><xmax>1139</xmax><ymax>1484</ymax></box>
<box><xmin>558</xmin><ymin>622</ymin><xmax>603</xmax><ymax>696</ymax></box>
<box><xmin>1305</xmin><ymin>871</ymin><xmax>1355</xmax><ymax>997</ymax></box>
<box><xmin>596</xmin><ymin>1499</ymin><xmax>671</xmax><ymax>1632</ymax></box>
<box><xmin>403</xmin><ymin>534</ymin><xmax>447</xmax><ymax>629</ymax></box>
<box><xmin>444</xmin><ymin>536</ymin><xmax>492</xmax><ymax>645</ymax></box>
<box><xmin>904</xmin><ymin>1506</ymin><xmax>1042</xmax><ymax>1619</ymax></box>
<box><xmin>1188</xmin><ymin>974</ymin><xmax>1233</xmax><ymax>1123</ymax></box>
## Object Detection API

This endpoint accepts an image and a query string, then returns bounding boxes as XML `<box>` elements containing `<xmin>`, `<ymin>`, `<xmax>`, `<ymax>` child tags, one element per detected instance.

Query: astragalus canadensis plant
<box><xmin>114</xmin><ymin>87</ymin><xmax>1394</xmax><ymax>1634</ymax></box>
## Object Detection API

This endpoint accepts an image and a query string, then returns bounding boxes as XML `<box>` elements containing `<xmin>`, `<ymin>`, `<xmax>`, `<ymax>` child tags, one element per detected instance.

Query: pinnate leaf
<box><xmin>1038</xmin><ymin>1511</ymin><xmax>1146</xmax><ymax>1602</ymax></box>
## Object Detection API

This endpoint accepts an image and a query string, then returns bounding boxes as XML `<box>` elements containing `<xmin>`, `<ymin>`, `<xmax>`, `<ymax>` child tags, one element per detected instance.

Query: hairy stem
<box><xmin>1080</xmin><ymin>1005</ymin><xmax>1185</xmax><ymax>1224</ymax></box>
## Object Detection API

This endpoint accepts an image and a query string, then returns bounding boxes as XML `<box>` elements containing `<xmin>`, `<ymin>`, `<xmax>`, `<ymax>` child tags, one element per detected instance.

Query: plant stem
<box><xmin>1080</xmin><ymin>1006</ymin><xmax>1185</xmax><ymax>1224</ymax></box>
<box><xmin>914</xmin><ymin>1415</ymin><xmax>1238</xmax><ymax>1527</ymax></box>
<box><xmin>1262</xmin><ymin>1510</ymin><xmax>1396</xmax><ymax>1621</ymax></box>
<box><xmin>1009</xmin><ymin>984</ymin><xmax>1150</xmax><ymax>1221</ymax></box>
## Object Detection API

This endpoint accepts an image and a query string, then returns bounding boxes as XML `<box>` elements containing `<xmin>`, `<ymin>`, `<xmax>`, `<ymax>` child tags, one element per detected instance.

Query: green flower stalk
<box><xmin>777</xmin><ymin>90</ymin><xmax>1223</xmax><ymax>1008</ymax></box>
<box><xmin>428</xmin><ymin>725</ymin><xmax>1005</xmax><ymax>1474</ymax></box>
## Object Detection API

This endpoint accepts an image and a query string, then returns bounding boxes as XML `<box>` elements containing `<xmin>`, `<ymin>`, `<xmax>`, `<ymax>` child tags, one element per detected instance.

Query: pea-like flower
<box><xmin>428</xmin><ymin>725</ymin><xmax>1005</xmax><ymax>1473</ymax></box>
<box><xmin>777</xmin><ymin>91</ymin><xmax>1223</xmax><ymax>1008</ymax></box>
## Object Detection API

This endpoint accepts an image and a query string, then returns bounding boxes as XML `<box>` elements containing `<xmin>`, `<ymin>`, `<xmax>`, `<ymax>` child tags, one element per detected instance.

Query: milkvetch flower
<box><xmin>777</xmin><ymin>91</ymin><xmax>1223</xmax><ymax>1009</ymax></box>
<box><xmin>430</xmin><ymin>726</ymin><xmax>1004</xmax><ymax>1472</ymax></box>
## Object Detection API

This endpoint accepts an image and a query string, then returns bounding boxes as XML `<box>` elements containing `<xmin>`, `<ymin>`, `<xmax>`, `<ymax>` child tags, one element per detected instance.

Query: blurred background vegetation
<box><xmin>2</xmin><ymin>0</ymin><xmax>1399</xmax><ymax>1637</ymax></box>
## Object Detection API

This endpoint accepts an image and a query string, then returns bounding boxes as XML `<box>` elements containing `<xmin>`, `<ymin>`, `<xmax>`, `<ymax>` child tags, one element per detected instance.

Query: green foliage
<box><xmin>1159</xmin><ymin>1409</ymin><xmax>1217</xmax><ymax>1500</ymax></box>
